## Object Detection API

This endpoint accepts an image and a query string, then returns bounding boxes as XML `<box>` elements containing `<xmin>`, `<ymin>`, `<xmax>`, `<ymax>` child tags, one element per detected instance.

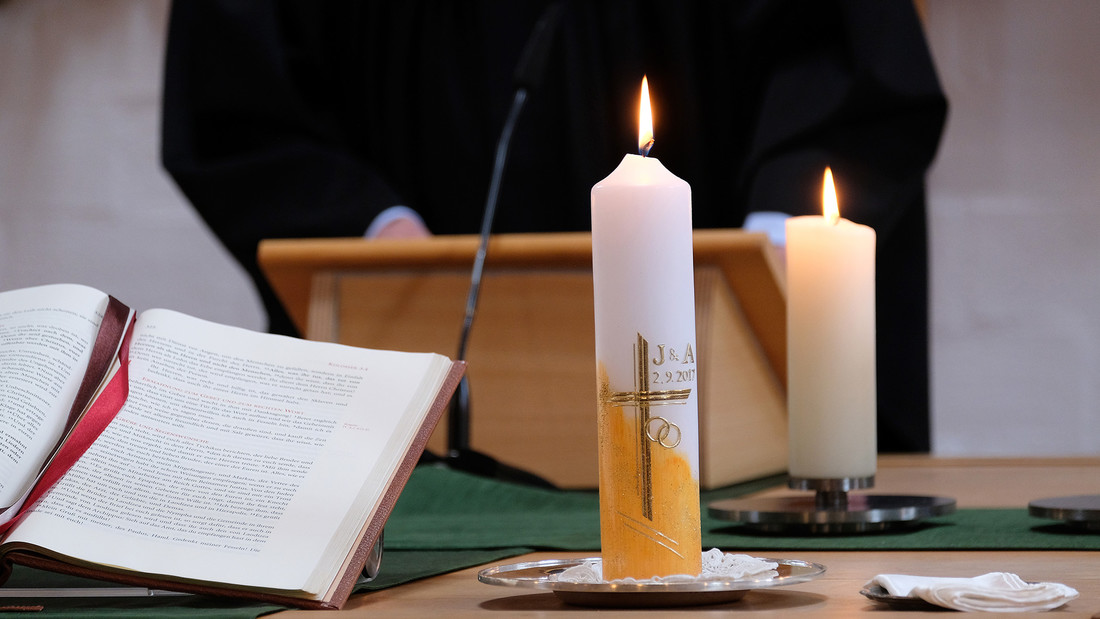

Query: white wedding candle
<box><xmin>591</xmin><ymin>77</ymin><xmax>700</xmax><ymax>580</ymax></box>
<box><xmin>785</xmin><ymin>168</ymin><xmax>877</xmax><ymax>480</ymax></box>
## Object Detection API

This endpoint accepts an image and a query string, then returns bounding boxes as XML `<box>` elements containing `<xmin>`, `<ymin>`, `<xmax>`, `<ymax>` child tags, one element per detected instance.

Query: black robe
<box><xmin>161</xmin><ymin>0</ymin><xmax>947</xmax><ymax>452</ymax></box>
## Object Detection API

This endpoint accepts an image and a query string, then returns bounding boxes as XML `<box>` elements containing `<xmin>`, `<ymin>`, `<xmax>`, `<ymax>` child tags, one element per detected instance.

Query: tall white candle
<box><xmin>591</xmin><ymin>77</ymin><xmax>700</xmax><ymax>580</ymax></box>
<box><xmin>785</xmin><ymin>168</ymin><xmax>877</xmax><ymax>480</ymax></box>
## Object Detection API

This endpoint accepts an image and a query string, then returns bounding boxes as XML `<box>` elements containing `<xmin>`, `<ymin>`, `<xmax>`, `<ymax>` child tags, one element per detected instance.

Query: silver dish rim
<box><xmin>478</xmin><ymin>556</ymin><xmax>826</xmax><ymax>594</ymax></box>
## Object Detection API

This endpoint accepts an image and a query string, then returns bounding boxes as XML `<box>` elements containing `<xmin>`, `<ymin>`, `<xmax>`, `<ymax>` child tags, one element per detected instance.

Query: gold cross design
<box><xmin>604</xmin><ymin>333</ymin><xmax>691</xmax><ymax>520</ymax></box>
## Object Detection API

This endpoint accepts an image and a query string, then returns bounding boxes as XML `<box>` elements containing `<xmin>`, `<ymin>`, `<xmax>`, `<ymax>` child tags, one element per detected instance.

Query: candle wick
<box><xmin>639</xmin><ymin>138</ymin><xmax>654</xmax><ymax>157</ymax></box>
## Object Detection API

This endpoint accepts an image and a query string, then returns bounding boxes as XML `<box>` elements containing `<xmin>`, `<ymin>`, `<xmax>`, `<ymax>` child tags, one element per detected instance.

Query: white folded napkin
<box><xmin>868</xmin><ymin>572</ymin><xmax>1078</xmax><ymax>612</ymax></box>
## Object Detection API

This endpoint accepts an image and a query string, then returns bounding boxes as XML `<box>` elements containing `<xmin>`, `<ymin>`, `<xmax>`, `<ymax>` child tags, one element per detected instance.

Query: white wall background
<box><xmin>924</xmin><ymin>0</ymin><xmax>1100</xmax><ymax>455</ymax></box>
<box><xmin>0</xmin><ymin>0</ymin><xmax>265</xmax><ymax>331</ymax></box>
<box><xmin>2</xmin><ymin>0</ymin><xmax>1098</xmax><ymax>456</ymax></box>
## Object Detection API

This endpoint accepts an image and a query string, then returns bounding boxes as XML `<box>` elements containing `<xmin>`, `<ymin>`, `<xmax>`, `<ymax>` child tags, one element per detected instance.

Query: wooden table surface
<box><xmin>282</xmin><ymin>456</ymin><xmax>1100</xmax><ymax>617</ymax></box>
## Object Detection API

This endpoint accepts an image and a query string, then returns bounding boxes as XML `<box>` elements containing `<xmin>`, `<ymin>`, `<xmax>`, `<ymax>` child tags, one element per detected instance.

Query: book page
<box><xmin>7</xmin><ymin>308</ymin><xmax>451</xmax><ymax>596</ymax></box>
<box><xmin>0</xmin><ymin>284</ymin><xmax>107</xmax><ymax>508</ymax></box>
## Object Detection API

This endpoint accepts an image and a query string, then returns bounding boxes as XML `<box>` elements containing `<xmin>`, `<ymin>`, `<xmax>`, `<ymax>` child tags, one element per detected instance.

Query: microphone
<box><xmin>445</xmin><ymin>3</ymin><xmax>564</xmax><ymax>487</ymax></box>
<box><xmin>512</xmin><ymin>2</ymin><xmax>564</xmax><ymax>92</ymax></box>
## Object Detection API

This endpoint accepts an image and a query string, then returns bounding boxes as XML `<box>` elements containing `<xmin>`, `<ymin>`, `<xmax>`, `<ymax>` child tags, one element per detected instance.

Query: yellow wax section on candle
<box><xmin>597</xmin><ymin>364</ymin><xmax>701</xmax><ymax>581</ymax></box>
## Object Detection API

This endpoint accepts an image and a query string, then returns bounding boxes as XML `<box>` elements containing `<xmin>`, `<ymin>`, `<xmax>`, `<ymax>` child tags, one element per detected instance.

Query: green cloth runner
<box><xmin>387</xmin><ymin>465</ymin><xmax>1100</xmax><ymax>552</ymax></box>
<box><xmin>6</xmin><ymin>464</ymin><xmax>1098</xmax><ymax>616</ymax></box>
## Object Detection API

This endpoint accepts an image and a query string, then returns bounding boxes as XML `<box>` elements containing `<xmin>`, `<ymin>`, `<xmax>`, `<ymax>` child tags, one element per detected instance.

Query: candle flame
<box><xmin>823</xmin><ymin>167</ymin><xmax>840</xmax><ymax>225</ymax></box>
<box><xmin>638</xmin><ymin>76</ymin><xmax>654</xmax><ymax>157</ymax></box>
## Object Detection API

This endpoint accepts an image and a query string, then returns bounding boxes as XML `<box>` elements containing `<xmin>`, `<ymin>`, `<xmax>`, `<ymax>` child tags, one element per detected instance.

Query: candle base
<box><xmin>708</xmin><ymin>477</ymin><xmax>955</xmax><ymax>534</ymax></box>
<box><xmin>787</xmin><ymin>475</ymin><xmax>874</xmax><ymax>492</ymax></box>
<box><xmin>1029</xmin><ymin>495</ymin><xmax>1100</xmax><ymax>531</ymax></box>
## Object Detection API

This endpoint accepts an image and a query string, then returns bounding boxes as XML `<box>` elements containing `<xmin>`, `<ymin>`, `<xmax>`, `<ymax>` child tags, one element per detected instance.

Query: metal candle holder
<box><xmin>708</xmin><ymin>475</ymin><xmax>956</xmax><ymax>534</ymax></box>
<box><xmin>1029</xmin><ymin>495</ymin><xmax>1100</xmax><ymax>531</ymax></box>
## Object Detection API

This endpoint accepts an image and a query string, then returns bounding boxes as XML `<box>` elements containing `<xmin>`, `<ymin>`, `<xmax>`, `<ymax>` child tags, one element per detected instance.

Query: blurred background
<box><xmin>1</xmin><ymin>0</ymin><xmax>1097</xmax><ymax>457</ymax></box>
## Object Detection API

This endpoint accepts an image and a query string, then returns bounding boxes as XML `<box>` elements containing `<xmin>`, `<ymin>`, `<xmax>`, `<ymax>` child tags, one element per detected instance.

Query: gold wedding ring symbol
<box><xmin>645</xmin><ymin>416</ymin><xmax>682</xmax><ymax>449</ymax></box>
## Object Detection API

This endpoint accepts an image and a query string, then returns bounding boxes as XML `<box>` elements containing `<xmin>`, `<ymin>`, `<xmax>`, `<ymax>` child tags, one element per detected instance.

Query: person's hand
<box><xmin>365</xmin><ymin>206</ymin><xmax>431</xmax><ymax>239</ymax></box>
<box><xmin>373</xmin><ymin>215</ymin><xmax>431</xmax><ymax>239</ymax></box>
<box><xmin>743</xmin><ymin>210</ymin><xmax>787</xmax><ymax>268</ymax></box>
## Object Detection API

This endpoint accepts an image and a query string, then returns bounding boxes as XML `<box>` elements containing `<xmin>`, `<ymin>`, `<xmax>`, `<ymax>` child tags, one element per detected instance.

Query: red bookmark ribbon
<box><xmin>0</xmin><ymin>315</ymin><xmax>136</xmax><ymax>535</ymax></box>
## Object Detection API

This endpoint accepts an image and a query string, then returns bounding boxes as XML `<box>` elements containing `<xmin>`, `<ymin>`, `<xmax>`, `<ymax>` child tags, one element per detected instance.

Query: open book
<box><xmin>0</xmin><ymin>284</ymin><xmax>463</xmax><ymax>609</ymax></box>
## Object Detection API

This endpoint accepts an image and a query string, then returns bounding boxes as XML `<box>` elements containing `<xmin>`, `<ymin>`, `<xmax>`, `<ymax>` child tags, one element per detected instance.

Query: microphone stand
<box><xmin>441</xmin><ymin>4</ymin><xmax>562</xmax><ymax>488</ymax></box>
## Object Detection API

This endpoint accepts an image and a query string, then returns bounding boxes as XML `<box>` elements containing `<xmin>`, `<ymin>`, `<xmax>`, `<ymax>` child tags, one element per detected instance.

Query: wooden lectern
<box><xmin>258</xmin><ymin>230</ymin><xmax>787</xmax><ymax>489</ymax></box>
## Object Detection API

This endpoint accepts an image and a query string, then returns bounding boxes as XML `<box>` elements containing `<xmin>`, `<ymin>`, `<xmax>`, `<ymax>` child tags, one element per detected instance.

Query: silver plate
<box><xmin>859</xmin><ymin>584</ymin><xmax>940</xmax><ymax>610</ymax></box>
<box><xmin>478</xmin><ymin>556</ymin><xmax>826</xmax><ymax>607</ymax></box>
